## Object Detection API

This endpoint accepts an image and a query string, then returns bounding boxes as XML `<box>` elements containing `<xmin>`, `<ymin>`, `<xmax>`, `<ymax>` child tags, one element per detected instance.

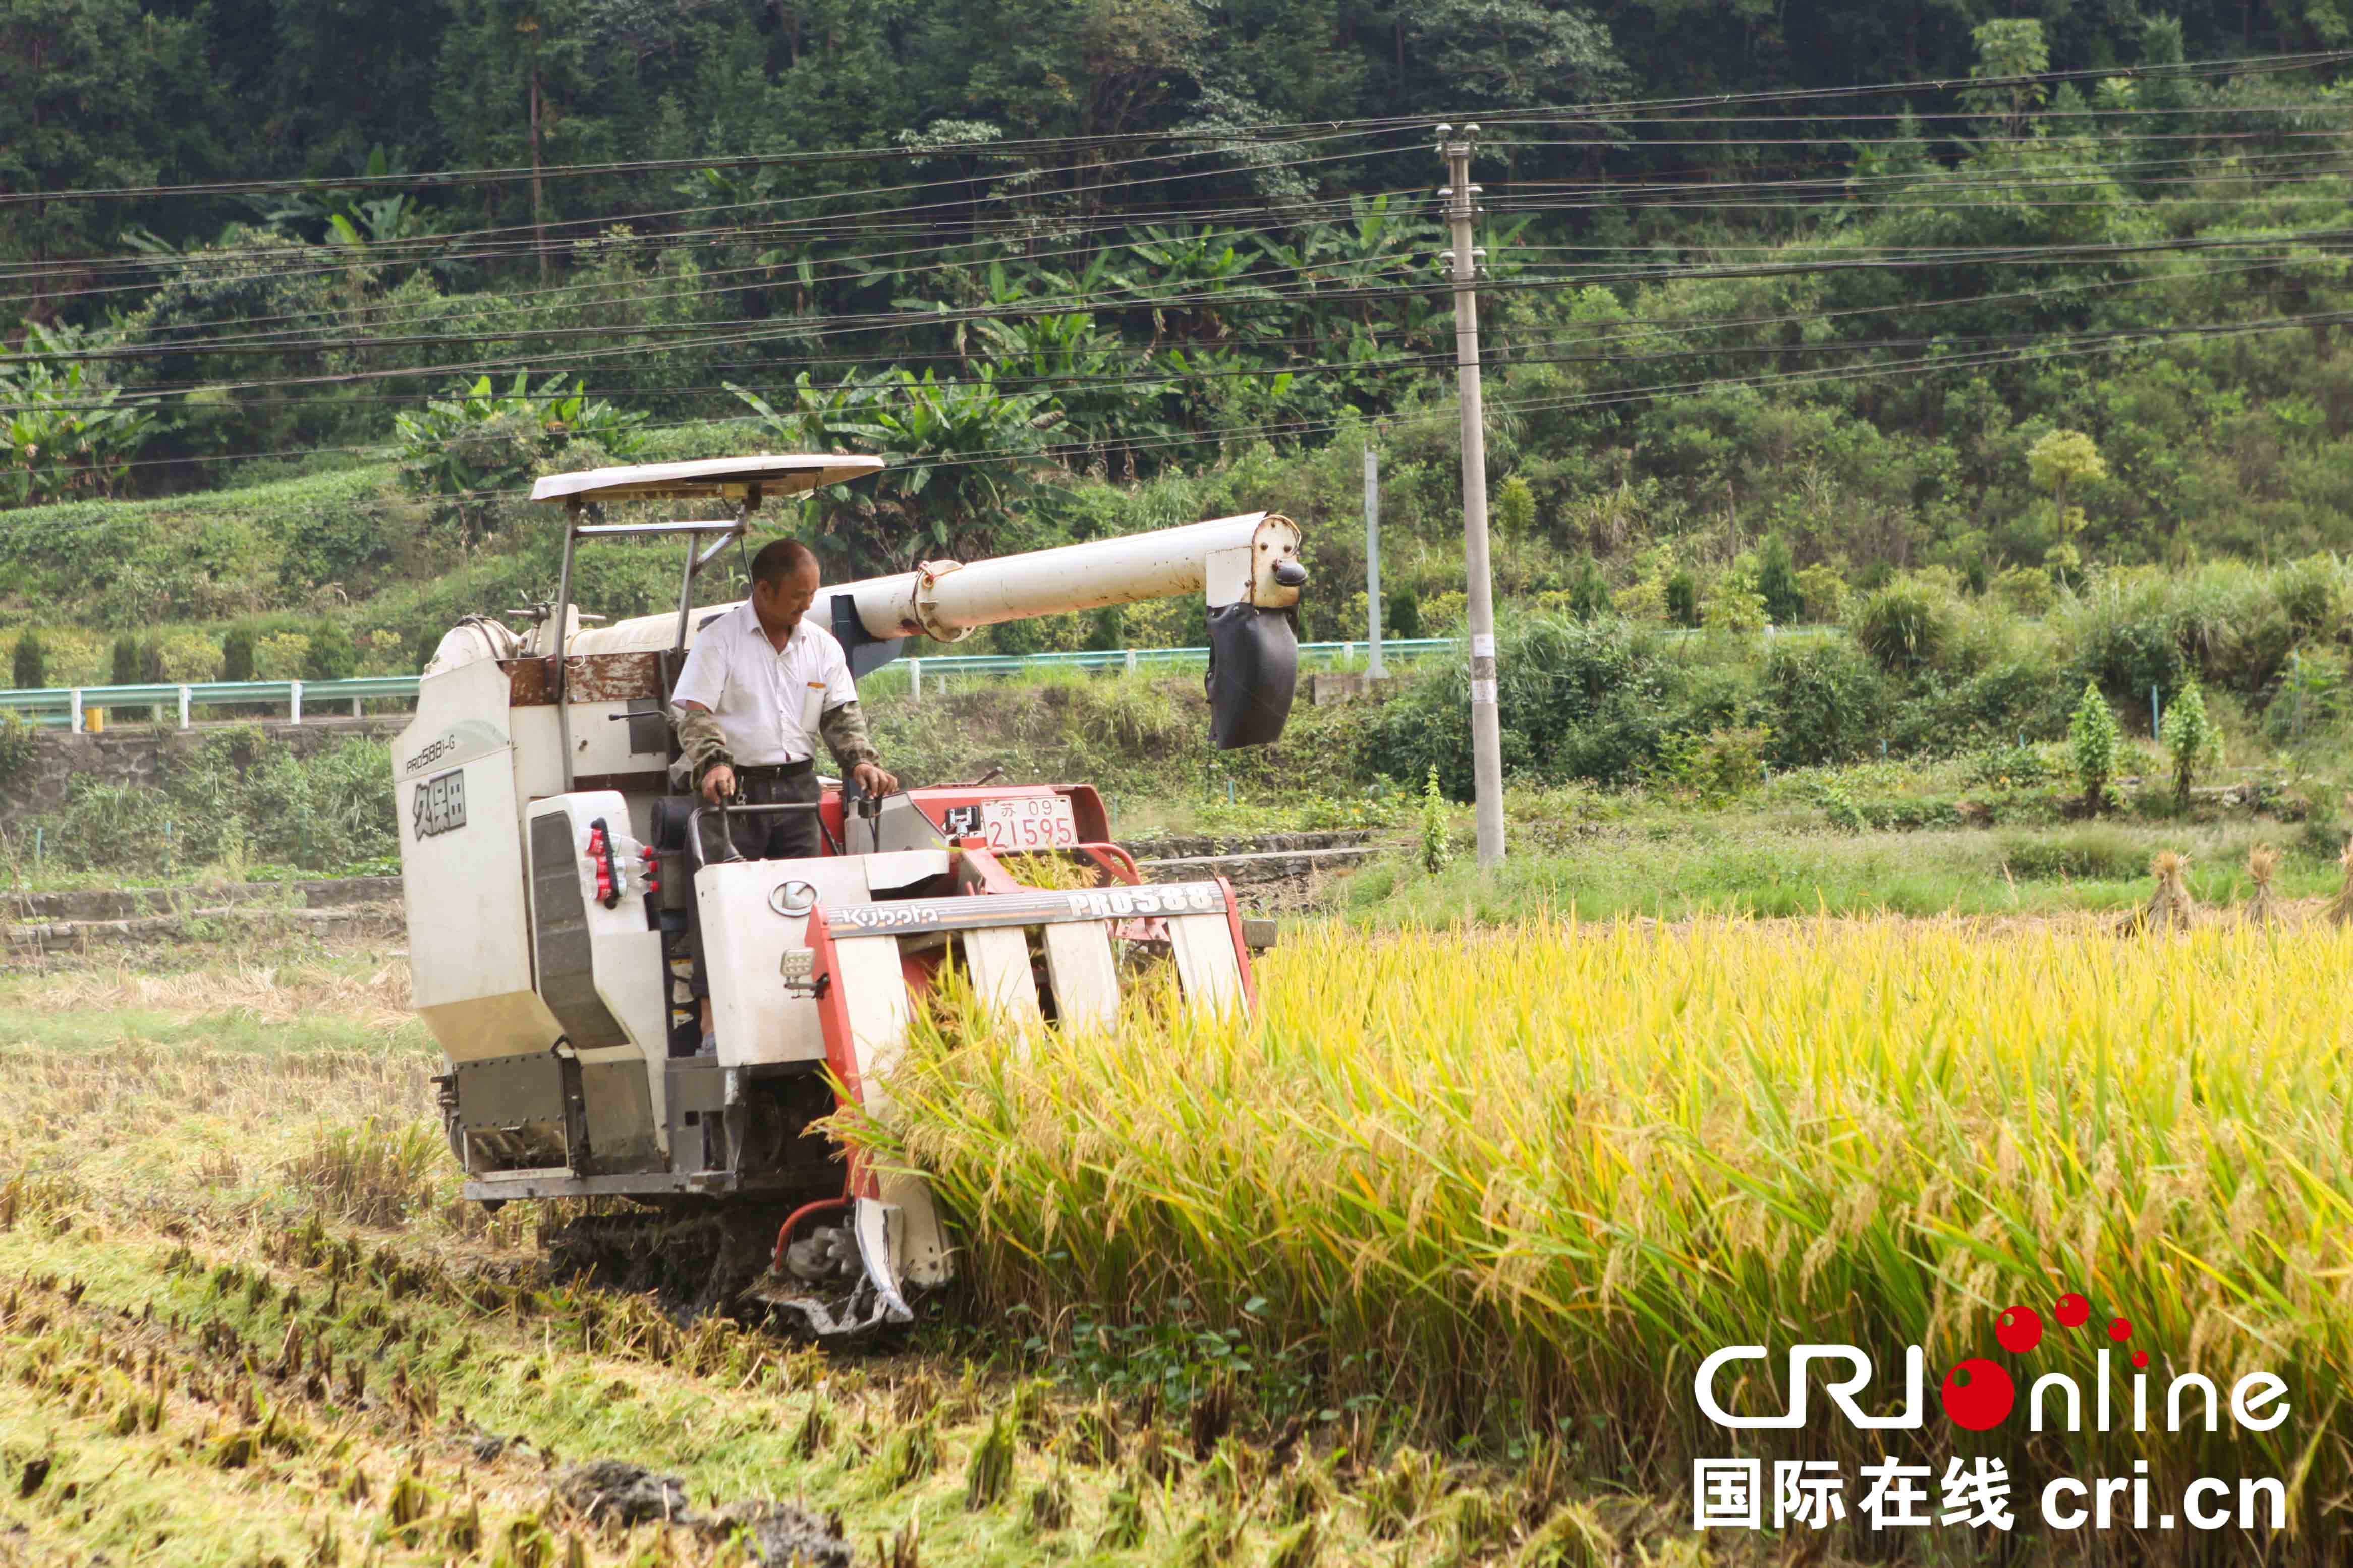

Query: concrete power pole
<box><xmin>1439</xmin><ymin>123</ymin><xmax>1506</xmax><ymax>868</ymax></box>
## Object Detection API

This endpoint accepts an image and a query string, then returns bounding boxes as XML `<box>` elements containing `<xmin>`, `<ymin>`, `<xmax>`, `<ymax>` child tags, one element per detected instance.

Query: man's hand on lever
<box><xmin>851</xmin><ymin>761</ymin><xmax>899</xmax><ymax>797</ymax></box>
<box><xmin>699</xmin><ymin>763</ymin><xmax>737</xmax><ymax>806</ymax></box>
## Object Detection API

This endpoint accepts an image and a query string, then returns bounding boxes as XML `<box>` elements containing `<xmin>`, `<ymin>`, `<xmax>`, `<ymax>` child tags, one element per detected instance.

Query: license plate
<box><xmin>981</xmin><ymin>795</ymin><xmax>1079</xmax><ymax>850</ymax></box>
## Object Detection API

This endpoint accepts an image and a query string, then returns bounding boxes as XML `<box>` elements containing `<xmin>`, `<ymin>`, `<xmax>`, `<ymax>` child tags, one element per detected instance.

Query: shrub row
<box><xmin>10</xmin><ymin>729</ymin><xmax>396</xmax><ymax>875</ymax></box>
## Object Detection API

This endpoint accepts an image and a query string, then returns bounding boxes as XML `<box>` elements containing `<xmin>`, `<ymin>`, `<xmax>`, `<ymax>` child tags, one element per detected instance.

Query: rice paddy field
<box><xmin>4</xmin><ymin>910</ymin><xmax>2349</xmax><ymax>1565</ymax></box>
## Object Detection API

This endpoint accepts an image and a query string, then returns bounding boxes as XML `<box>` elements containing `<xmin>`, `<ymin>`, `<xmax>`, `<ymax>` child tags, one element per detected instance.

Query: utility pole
<box><xmin>1364</xmin><ymin>444</ymin><xmax>1387</xmax><ymax>679</ymax></box>
<box><xmin>524</xmin><ymin>16</ymin><xmax>549</xmax><ymax>282</ymax></box>
<box><xmin>1439</xmin><ymin>123</ymin><xmax>1505</xmax><ymax>868</ymax></box>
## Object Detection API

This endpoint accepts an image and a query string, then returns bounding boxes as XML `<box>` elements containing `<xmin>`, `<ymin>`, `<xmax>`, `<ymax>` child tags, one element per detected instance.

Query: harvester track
<box><xmin>546</xmin><ymin>1204</ymin><xmax>797</xmax><ymax>1324</ymax></box>
<box><xmin>544</xmin><ymin>1204</ymin><xmax>921</xmax><ymax>1346</ymax></box>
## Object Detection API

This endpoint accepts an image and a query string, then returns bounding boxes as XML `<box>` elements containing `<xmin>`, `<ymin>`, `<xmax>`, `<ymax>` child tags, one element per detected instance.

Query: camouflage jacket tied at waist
<box><xmin>667</xmin><ymin>700</ymin><xmax>880</xmax><ymax>784</ymax></box>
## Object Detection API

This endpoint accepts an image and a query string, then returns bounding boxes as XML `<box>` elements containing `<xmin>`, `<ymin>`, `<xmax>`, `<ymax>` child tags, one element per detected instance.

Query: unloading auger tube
<box><xmin>568</xmin><ymin>507</ymin><xmax>1309</xmax><ymax>748</ymax></box>
<box><xmin>395</xmin><ymin>454</ymin><xmax>1305</xmax><ymax>1341</ymax></box>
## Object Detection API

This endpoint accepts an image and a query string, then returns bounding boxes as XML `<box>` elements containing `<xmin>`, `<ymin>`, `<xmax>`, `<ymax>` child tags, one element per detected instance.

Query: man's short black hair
<box><xmin>749</xmin><ymin>538</ymin><xmax>820</xmax><ymax>589</ymax></box>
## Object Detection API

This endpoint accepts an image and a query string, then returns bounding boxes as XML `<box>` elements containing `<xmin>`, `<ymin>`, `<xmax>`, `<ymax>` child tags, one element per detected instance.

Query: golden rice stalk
<box><xmin>994</xmin><ymin>851</ymin><xmax>1102</xmax><ymax>891</ymax></box>
<box><xmin>862</xmin><ymin>916</ymin><xmax>2353</xmax><ymax>1530</ymax></box>
<box><xmin>2330</xmin><ymin>838</ymin><xmax>2353</xmax><ymax>927</ymax></box>
<box><xmin>2245</xmin><ymin>843</ymin><xmax>2286</xmax><ymax>927</ymax></box>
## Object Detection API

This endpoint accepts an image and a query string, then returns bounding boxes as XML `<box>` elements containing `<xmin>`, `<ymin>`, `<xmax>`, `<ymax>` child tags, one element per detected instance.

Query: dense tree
<box><xmin>0</xmin><ymin>0</ymin><xmax>226</xmax><ymax>309</ymax></box>
<box><xmin>4</xmin><ymin>0</ymin><xmax>2353</xmax><ymax>599</ymax></box>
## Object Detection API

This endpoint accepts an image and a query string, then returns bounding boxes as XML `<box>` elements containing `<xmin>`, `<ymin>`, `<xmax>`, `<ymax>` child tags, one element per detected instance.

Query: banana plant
<box><xmin>392</xmin><ymin>373</ymin><xmax>645</xmax><ymax>538</ymax></box>
<box><xmin>887</xmin><ymin>254</ymin><xmax>1043</xmax><ymax>361</ymax></box>
<box><xmin>0</xmin><ymin>327</ymin><xmax>163</xmax><ymax>508</ymax></box>
<box><xmin>973</xmin><ymin>311</ymin><xmax>1172</xmax><ymax>472</ymax></box>
<box><xmin>248</xmin><ymin>146</ymin><xmax>445</xmax><ymax>249</ymax></box>
<box><xmin>1123</xmin><ymin>225</ymin><xmax>1279</xmax><ymax>346</ymax></box>
<box><xmin>1026</xmin><ymin>246</ymin><xmax>1143</xmax><ymax>310</ymax></box>
<box><xmin>730</xmin><ymin>369</ymin><xmax>1066</xmax><ymax>574</ymax></box>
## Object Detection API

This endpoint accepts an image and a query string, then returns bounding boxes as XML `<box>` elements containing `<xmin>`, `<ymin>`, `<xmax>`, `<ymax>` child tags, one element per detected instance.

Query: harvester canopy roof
<box><xmin>528</xmin><ymin>454</ymin><xmax>884</xmax><ymax>505</ymax></box>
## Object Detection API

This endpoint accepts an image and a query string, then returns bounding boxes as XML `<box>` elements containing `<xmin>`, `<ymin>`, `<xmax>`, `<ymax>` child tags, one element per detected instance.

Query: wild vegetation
<box><xmin>3</xmin><ymin>728</ymin><xmax>397</xmax><ymax>880</ymax></box>
<box><xmin>11</xmin><ymin>531</ymin><xmax>2353</xmax><ymax>872</ymax></box>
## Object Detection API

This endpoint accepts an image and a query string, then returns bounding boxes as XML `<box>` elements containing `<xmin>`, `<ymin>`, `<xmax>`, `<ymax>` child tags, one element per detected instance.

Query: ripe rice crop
<box><xmin>865</xmin><ymin>918</ymin><xmax>2353</xmax><ymax>1540</ymax></box>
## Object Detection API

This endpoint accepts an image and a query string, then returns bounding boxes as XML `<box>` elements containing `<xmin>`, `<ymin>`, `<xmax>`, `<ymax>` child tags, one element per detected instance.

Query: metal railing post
<box><xmin>179</xmin><ymin>686</ymin><xmax>191</xmax><ymax>729</ymax></box>
<box><xmin>910</xmin><ymin>658</ymin><xmax>922</xmax><ymax>704</ymax></box>
<box><xmin>291</xmin><ymin>681</ymin><xmax>304</xmax><ymax>724</ymax></box>
<box><xmin>70</xmin><ymin>689</ymin><xmax>83</xmax><ymax>734</ymax></box>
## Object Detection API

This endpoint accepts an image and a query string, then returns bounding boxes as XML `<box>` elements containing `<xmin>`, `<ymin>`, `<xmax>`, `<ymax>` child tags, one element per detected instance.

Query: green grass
<box><xmin>1346</xmin><ymin>817</ymin><xmax>2339</xmax><ymax>926</ymax></box>
<box><xmin>0</xmin><ymin>858</ymin><xmax>400</xmax><ymax>896</ymax></box>
<box><xmin>0</xmin><ymin>1005</ymin><xmax>418</xmax><ymax>1057</ymax></box>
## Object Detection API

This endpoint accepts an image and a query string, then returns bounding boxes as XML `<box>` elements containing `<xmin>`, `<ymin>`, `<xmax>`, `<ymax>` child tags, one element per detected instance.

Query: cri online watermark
<box><xmin>1689</xmin><ymin>1291</ymin><xmax>2288</xmax><ymax>1534</ymax></box>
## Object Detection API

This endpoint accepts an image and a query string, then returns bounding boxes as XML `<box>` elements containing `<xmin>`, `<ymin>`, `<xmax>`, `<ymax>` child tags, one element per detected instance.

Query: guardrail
<box><xmin>881</xmin><ymin>635</ymin><xmax>1461</xmax><ymax>696</ymax></box>
<box><xmin>0</xmin><ymin>642</ymin><xmax>1458</xmax><ymax>731</ymax></box>
<box><xmin>0</xmin><ymin>676</ymin><xmax>425</xmax><ymax>732</ymax></box>
<box><xmin>0</xmin><ymin>628</ymin><xmax>1840</xmax><ymax>731</ymax></box>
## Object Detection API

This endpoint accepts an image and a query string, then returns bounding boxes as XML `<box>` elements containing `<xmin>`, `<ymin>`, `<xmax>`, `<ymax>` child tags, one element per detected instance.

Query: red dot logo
<box><xmin>1940</xmin><ymin>1358</ymin><xmax>2016</xmax><ymax>1431</ymax></box>
<box><xmin>2108</xmin><ymin>1316</ymin><xmax>2134</xmax><ymax>1342</ymax></box>
<box><xmin>2132</xmin><ymin>1351</ymin><xmax>2150</xmax><ymax>1369</ymax></box>
<box><xmin>2055</xmin><ymin>1292</ymin><xmax>2091</xmax><ymax>1328</ymax></box>
<box><xmin>1995</xmin><ymin>1305</ymin><xmax>2044</xmax><ymax>1354</ymax></box>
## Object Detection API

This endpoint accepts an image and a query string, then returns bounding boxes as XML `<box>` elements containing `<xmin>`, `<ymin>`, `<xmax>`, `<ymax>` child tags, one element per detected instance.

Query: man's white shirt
<box><xmin>670</xmin><ymin>602</ymin><xmax>857</xmax><ymax>766</ymax></box>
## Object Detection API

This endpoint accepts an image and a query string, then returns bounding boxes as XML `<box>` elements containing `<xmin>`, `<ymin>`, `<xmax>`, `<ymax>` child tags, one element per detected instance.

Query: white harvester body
<box><xmin>394</xmin><ymin>455</ymin><xmax>1304</xmax><ymax>1334</ymax></box>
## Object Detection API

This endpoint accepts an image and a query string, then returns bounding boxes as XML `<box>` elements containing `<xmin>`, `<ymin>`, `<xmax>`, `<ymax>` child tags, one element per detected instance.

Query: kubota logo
<box><xmin>1695</xmin><ymin>1289</ymin><xmax>2289</xmax><ymax>1435</ymax></box>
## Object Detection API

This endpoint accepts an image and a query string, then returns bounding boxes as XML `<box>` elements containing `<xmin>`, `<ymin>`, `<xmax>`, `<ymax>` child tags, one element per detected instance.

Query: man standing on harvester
<box><xmin>669</xmin><ymin>538</ymin><xmax>900</xmax><ymax>1054</ymax></box>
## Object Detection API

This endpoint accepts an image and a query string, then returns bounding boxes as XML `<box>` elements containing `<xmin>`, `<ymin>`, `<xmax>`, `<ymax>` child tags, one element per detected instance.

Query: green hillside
<box><xmin>8</xmin><ymin>5</ymin><xmax>2353</xmax><ymax>799</ymax></box>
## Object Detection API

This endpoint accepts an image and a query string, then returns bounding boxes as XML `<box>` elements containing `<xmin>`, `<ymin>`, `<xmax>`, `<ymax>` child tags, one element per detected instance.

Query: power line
<box><xmin>7</xmin><ymin>276</ymin><xmax>2346</xmax><ymax>493</ymax></box>
<box><xmin>6</xmin><ymin>221</ymin><xmax>2342</xmax><ymax>422</ymax></box>
<box><xmin>19</xmin><ymin>98</ymin><xmax>2345</xmax><ymax>288</ymax></box>
<box><xmin>10</xmin><ymin>81</ymin><xmax>2346</xmax><ymax>351</ymax></box>
<box><xmin>0</xmin><ymin>122</ymin><xmax>1411</xmax><ymax>208</ymax></box>
<box><xmin>0</xmin><ymin>311</ymin><xmax>2325</xmax><ymax>541</ymax></box>
<box><xmin>16</xmin><ymin>135</ymin><xmax>2344</xmax><ymax>358</ymax></box>
<box><xmin>2</xmin><ymin>137</ymin><xmax>1423</xmax><ymax>283</ymax></box>
<box><xmin>1493</xmin><ymin>141</ymin><xmax>2353</xmax><ymax>201</ymax></box>
<box><xmin>6</xmin><ymin>41</ymin><xmax>2351</xmax><ymax>504</ymax></box>
<box><xmin>0</xmin><ymin>191</ymin><xmax>1435</xmax><ymax>343</ymax></box>
<box><xmin>6</xmin><ymin>245</ymin><xmax>2322</xmax><ymax>415</ymax></box>
<box><xmin>10</xmin><ymin>39</ymin><xmax>2344</xmax><ymax>222</ymax></box>
<box><xmin>1465</xmin><ymin>46</ymin><xmax>2353</xmax><ymax>128</ymax></box>
<box><xmin>1511</xmin><ymin>103</ymin><xmax>2353</xmax><ymax>126</ymax></box>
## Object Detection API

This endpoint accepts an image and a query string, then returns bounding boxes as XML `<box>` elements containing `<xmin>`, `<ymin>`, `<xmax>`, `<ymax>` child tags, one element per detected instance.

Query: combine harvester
<box><xmin>395</xmin><ymin>455</ymin><xmax>1307</xmax><ymax>1335</ymax></box>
